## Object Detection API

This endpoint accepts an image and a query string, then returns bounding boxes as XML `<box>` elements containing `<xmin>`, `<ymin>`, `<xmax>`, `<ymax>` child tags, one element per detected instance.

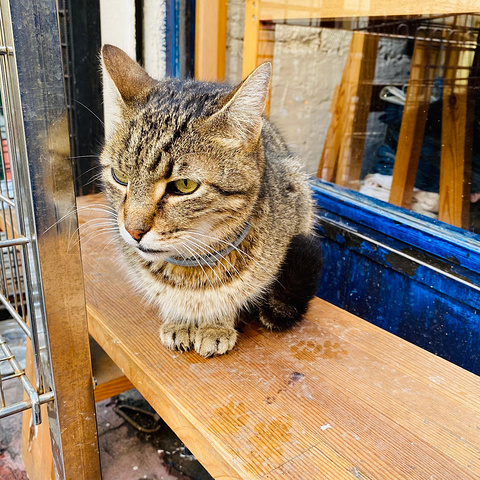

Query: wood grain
<box><xmin>258</xmin><ymin>0</ymin><xmax>480</xmax><ymax>20</ymax></box>
<box><xmin>439</xmin><ymin>32</ymin><xmax>476</xmax><ymax>228</ymax></box>
<box><xmin>389</xmin><ymin>37</ymin><xmax>441</xmax><ymax>208</ymax></box>
<box><xmin>90</xmin><ymin>337</ymin><xmax>134</xmax><ymax>402</ymax></box>
<box><xmin>78</xmin><ymin>194</ymin><xmax>480</xmax><ymax>479</ymax></box>
<box><xmin>242</xmin><ymin>0</ymin><xmax>261</xmax><ymax>78</ymax></box>
<box><xmin>318</xmin><ymin>32</ymin><xmax>378</xmax><ymax>187</ymax></box>
<box><xmin>194</xmin><ymin>0</ymin><xmax>228</xmax><ymax>81</ymax></box>
<box><xmin>21</xmin><ymin>339</ymin><xmax>55</xmax><ymax>480</ymax></box>
<box><xmin>335</xmin><ymin>32</ymin><xmax>378</xmax><ymax>190</ymax></box>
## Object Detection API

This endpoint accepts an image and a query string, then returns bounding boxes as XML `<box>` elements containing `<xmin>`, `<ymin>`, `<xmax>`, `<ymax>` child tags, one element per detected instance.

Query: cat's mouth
<box><xmin>137</xmin><ymin>245</ymin><xmax>169</xmax><ymax>254</ymax></box>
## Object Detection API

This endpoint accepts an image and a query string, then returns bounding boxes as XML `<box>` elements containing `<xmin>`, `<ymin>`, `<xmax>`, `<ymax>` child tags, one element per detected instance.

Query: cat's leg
<box><xmin>159</xmin><ymin>321</ymin><xmax>195</xmax><ymax>351</ymax></box>
<box><xmin>194</xmin><ymin>318</ymin><xmax>238</xmax><ymax>357</ymax></box>
<box><xmin>159</xmin><ymin>318</ymin><xmax>238</xmax><ymax>356</ymax></box>
<box><xmin>259</xmin><ymin>234</ymin><xmax>323</xmax><ymax>330</ymax></box>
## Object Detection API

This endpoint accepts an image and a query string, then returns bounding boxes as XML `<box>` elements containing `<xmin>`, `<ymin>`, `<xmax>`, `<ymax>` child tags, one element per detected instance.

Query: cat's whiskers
<box><xmin>70</xmin><ymin>226</ymin><xmax>119</xmax><ymax>252</ymax></box>
<box><xmin>183</xmin><ymin>237</ymin><xmax>245</xmax><ymax>285</ymax></box>
<box><xmin>71</xmin><ymin>214</ymin><xmax>118</xmax><ymax>244</ymax></box>
<box><xmin>181</xmin><ymin>241</ymin><xmax>225</xmax><ymax>289</ymax></box>
<box><xmin>98</xmin><ymin>232</ymin><xmax>121</xmax><ymax>257</ymax></box>
<box><xmin>69</xmin><ymin>165</ymin><xmax>101</xmax><ymax>184</ymax></box>
<box><xmin>187</xmin><ymin>230</ymin><xmax>281</xmax><ymax>286</ymax></box>
<box><xmin>81</xmin><ymin>172</ymin><xmax>104</xmax><ymax>189</ymax></box>
<box><xmin>69</xmin><ymin>217</ymin><xmax>118</xmax><ymax>250</ymax></box>
<box><xmin>173</xmin><ymin>242</ymin><xmax>215</xmax><ymax>289</ymax></box>
<box><xmin>182</xmin><ymin>237</ymin><xmax>237</xmax><ymax>284</ymax></box>
<box><xmin>44</xmin><ymin>203</ymin><xmax>118</xmax><ymax>234</ymax></box>
<box><xmin>73</xmin><ymin>98</ymin><xmax>105</xmax><ymax>127</ymax></box>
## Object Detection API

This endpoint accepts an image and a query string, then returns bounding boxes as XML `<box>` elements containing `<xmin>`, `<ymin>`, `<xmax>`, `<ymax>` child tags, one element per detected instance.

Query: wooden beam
<box><xmin>21</xmin><ymin>340</ymin><xmax>55</xmax><ymax>480</ymax></box>
<box><xmin>335</xmin><ymin>32</ymin><xmax>378</xmax><ymax>190</ymax></box>
<box><xmin>317</xmin><ymin>84</ymin><xmax>342</xmax><ymax>180</ymax></box>
<box><xmin>318</xmin><ymin>32</ymin><xmax>378</xmax><ymax>188</ymax></box>
<box><xmin>242</xmin><ymin>0</ymin><xmax>261</xmax><ymax>78</ymax></box>
<box><xmin>194</xmin><ymin>0</ymin><xmax>228</xmax><ymax>81</ymax></box>
<box><xmin>90</xmin><ymin>337</ymin><xmax>134</xmax><ymax>403</ymax></box>
<box><xmin>439</xmin><ymin>33</ymin><xmax>476</xmax><ymax>228</ymax></box>
<box><xmin>259</xmin><ymin>0</ymin><xmax>480</xmax><ymax>21</ymax></box>
<box><xmin>389</xmin><ymin>37</ymin><xmax>441</xmax><ymax>208</ymax></box>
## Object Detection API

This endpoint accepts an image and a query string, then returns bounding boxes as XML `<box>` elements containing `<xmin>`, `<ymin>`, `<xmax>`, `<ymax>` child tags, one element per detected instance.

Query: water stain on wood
<box><xmin>291</xmin><ymin>340</ymin><xmax>348</xmax><ymax>361</ymax></box>
<box><xmin>213</xmin><ymin>400</ymin><xmax>251</xmax><ymax>434</ymax></box>
<box><xmin>249</xmin><ymin>415</ymin><xmax>293</xmax><ymax>465</ymax></box>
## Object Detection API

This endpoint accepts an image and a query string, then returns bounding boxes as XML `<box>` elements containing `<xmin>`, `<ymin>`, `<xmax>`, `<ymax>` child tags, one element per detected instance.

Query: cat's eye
<box><xmin>170</xmin><ymin>179</ymin><xmax>199</xmax><ymax>195</ymax></box>
<box><xmin>111</xmin><ymin>168</ymin><xmax>129</xmax><ymax>186</ymax></box>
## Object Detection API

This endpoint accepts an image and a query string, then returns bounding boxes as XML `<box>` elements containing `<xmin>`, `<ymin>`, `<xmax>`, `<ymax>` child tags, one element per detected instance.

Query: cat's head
<box><xmin>100</xmin><ymin>45</ymin><xmax>271</xmax><ymax>263</ymax></box>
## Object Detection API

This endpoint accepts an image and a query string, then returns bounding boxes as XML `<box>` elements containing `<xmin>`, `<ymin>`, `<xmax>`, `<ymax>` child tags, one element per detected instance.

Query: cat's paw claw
<box><xmin>194</xmin><ymin>327</ymin><xmax>238</xmax><ymax>357</ymax></box>
<box><xmin>159</xmin><ymin>324</ymin><xmax>193</xmax><ymax>351</ymax></box>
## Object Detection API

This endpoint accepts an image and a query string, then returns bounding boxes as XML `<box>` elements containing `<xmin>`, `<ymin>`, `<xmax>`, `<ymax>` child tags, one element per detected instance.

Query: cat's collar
<box><xmin>165</xmin><ymin>221</ymin><xmax>252</xmax><ymax>267</ymax></box>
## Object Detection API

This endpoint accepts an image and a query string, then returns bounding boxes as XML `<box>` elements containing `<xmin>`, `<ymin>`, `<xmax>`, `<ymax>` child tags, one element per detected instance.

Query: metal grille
<box><xmin>0</xmin><ymin>5</ymin><xmax>54</xmax><ymax>425</ymax></box>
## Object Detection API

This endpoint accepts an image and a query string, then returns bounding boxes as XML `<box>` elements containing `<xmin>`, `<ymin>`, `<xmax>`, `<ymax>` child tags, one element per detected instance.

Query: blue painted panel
<box><xmin>312</xmin><ymin>179</ymin><xmax>480</xmax><ymax>375</ymax></box>
<box><xmin>317</xmin><ymin>211</ymin><xmax>480</xmax><ymax>309</ymax></box>
<box><xmin>311</xmin><ymin>181</ymin><xmax>480</xmax><ymax>273</ymax></box>
<box><xmin>166</xmin><ymin>0</ymin><xmax>195</xmax><ymax>79</ymax></box>
<box><xmin>165</xmin><ymin>0</ymin><xmax>181</xmax><ymax>78</ymax></box>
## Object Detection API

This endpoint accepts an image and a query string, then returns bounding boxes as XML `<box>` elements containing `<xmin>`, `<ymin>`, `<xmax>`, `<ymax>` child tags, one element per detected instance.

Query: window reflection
<box><xmin>254</xmin><ymin>13</ymin><xmax>480</xmax><ymax>232</ymax></box>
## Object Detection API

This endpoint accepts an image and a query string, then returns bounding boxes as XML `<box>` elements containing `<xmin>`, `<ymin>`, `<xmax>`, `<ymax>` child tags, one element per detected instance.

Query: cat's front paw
<box><xmin>194</xmin><ymin>326</ymin><xmax>238</xmax><ymax>357</ymax></box>
<box><xmin>159</xmin><ymin>323</ymin><xmax>193</xmax><ymax>351</ymax></box>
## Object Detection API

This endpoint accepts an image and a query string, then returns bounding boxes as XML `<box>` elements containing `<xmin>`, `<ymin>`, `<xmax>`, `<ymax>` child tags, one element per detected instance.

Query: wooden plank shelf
<box><xmin>90</xmin><ymin>337</ymin><xmax>134</xmax><ymax>403</ymax></box>
<box><xmin>78</xmin><ymin>194</ymin><xmax>480</xmax><ymax>480</ymax></box>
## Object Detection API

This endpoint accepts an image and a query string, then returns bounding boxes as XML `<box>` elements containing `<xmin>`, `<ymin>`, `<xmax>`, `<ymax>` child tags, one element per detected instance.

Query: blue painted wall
<box><xmin>312</xmin><ymin>180</ymin><xmax>480</xmax><ymax>375</ymax></box>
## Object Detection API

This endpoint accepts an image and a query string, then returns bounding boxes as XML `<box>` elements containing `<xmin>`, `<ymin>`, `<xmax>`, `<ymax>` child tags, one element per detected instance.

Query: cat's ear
<box><xmin>101</xmin><ymin>44</ymin><xmax>156</xmax><ymax>104</ymax></box>
<box><xmin>207</xmin><ymin>62</ymin><xmax>272</xmax><ymax>148</ymax></box>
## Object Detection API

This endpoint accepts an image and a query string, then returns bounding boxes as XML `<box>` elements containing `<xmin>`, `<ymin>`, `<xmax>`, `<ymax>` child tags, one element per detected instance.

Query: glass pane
<box><xmin>232</xmin><ymin>9</ymin><xmax>480</xmax><ymax>233</ymax></box>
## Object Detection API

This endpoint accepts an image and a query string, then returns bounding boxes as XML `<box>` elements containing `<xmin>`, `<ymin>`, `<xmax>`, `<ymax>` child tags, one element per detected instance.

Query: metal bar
<box><xmin>0</xmin><ymin>5</ymin><xmax>45</xmax><ymax>392</ymax></box>
<box><xmin>0</xmin><ymin>236</ymin><xmax>28</xmax><ymax>247</ymax></box>
<box><xmin>0</xmin><ymin>192</ymin><xmax>15</xmax><ymax>207</ymax></box>
<box><xmin>0</xmin><ymin>290</ymin><xmax>31</xmax><ymax>337</ymax></box>
<box><xmin>0</xmin><ymin>333</ymin><xmax>41</xmax><ymax>424</ymax></box>
<box><xmin>0</xmin><ymin>375</ymin><xmax>5</xmax><ymax>407</ymax></box>
<box><xmin>1</xmin><ymin>371</ymin><xmax>25</xmax><ymax>381</ymax></box>
<box><xmin>2</xmin><ymin>0</ymin><xmax>102</xmax><ymax>478</ymax></box>
<box><xmin>0</xmin><ymin>391</ymin><xmax>54</xmax><ymax>419</ymax></box>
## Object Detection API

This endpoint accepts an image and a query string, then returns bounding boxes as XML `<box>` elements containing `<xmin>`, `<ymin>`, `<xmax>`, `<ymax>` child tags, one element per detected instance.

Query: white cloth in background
<box><xmin>411</xmin><ymin>191</ymin><xmax>439</xmax><ymax>218</ymax></box>
<box><xmin>359</xmin><ymin>173</ymin><xmax>393</xmax><ymax>202</ymax></box>
<box><xmin>360</xmin><ymin>173</ymin><xmax>480</xmax><ymax>220</ymax></box>
<box><xmin>360</xmin><ymin>173</ymin><xmax>438</xmax><ymax>218</ymax></box>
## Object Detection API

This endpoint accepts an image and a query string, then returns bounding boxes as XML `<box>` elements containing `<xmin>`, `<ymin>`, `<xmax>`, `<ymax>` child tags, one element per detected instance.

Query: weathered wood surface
<box><xmin>90</xmin><ymin>337</ymin><xmax>134</xmax><ymax>403</ymax></box>
<box><xmin>258</xmin><ymin>0</ymin><xmax>480</xmax><ymax>20</ymax></box>
<box><xmin>439</xmin><ymin>32</ymin><xmax>476</xmax><ymax>228</ymax></box>
<box><xmin>195</xmin><ymin>0</ymin><xmax>228</xmax><ymax>81</ymax></box>
<box><xmin>389</xmin><ymin>37</ymin><xmax>441</xmax><ymax>208</ymax></box>
<box><xmin>318</xmin><ymin>31</ymin><xmax>378</xmax><ymax>189</ymax></box>
<box><xmin>78</xmin><ymin>193</ymin><xmax>480</xmax><ymax>480</ymax></box>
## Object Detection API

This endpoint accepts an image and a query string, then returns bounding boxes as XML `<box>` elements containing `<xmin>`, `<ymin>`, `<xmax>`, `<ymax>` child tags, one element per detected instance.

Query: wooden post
<box><xmin>439</xmin><ymin>32</ymin><xmax>476</xmax><ymax>228</ymax></box>
<box><xmin>242</xmin><ymin>0</ymin><xmax>261</xmax><ymax>78</ymax></box>
<box><xmin>335</xmin><ymin>32</ymin><xmax>378</xmax><ymax>189</ymax></box>
<box><xmin>194</xmin><ymin>0</ymin><xmax>228</xmax><ymax>81</ymax></box>
<box><xmin>21</xmin><ymin>341</ymin><xmax>55</xmax><ymax>480</ymax></box>
<box><xmin>318</xmin><ymin>84</ymin><xmax>342</xmax><ymax>181</ymax></box>
<box><xmin>389</xmin><ymin>36</ymin><xmax>441</xmax><ymax>208</ymax></box>
<box><xmin>318</xmin><ymin>32</ymin><xmax>378</xmax><ymax>189</ymax></box>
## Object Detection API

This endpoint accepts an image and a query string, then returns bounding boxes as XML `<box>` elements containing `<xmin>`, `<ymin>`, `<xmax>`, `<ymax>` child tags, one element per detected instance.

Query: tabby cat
<box><xmin>100</xmin><ymin>45</ymin><xmax>323</xmax><ymax>357</ymax></box>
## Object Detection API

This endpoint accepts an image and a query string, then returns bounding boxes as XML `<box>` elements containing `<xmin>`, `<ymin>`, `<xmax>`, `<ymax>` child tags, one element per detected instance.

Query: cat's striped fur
<box><xmin>100</xmin><ymin>45</ymin><xmax>322</xmax><ymax>357</ymax></box>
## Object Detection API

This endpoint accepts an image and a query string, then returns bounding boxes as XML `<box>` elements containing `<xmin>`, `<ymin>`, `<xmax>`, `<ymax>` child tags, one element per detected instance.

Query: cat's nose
<box><xmin>126</xmin><ymin>228</ymin><xmax>147</xmax><ymax>242</ymax></box>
